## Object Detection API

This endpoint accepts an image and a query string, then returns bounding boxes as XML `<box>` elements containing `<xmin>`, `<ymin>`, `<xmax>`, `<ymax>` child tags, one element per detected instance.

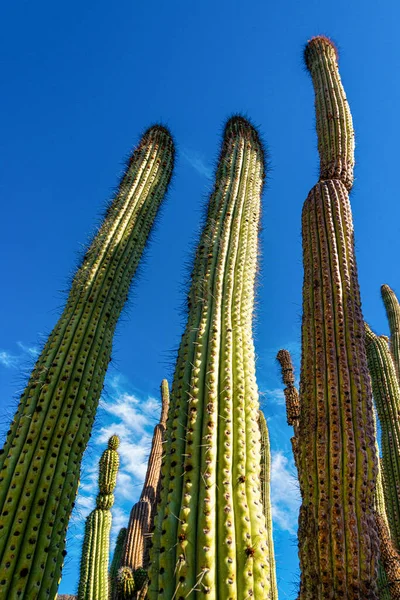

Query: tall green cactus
<box><xmin>0</xmin><ymin>126</ymin><xmax>174</xmax><ymax>599</ymax></box>
<box><xmin>110</xmin><ymin>528</ymin><xmax>127</xmax><ymax>583</ymax></box>
<box><xmin>149</xmin><ymin>116</ymin><xmax>275</xmax><ymax>599</ymax></box>
<box><xmin>258</xmin><ymin>411</ymin><xmax>278</xmax><ymax>600</ymax></box>
<box><xmin>296</xmin><ymin>37</ymin><xmax>379</xmax><ymax>598</ymax></box>
<box><xmin>382</xmin><ymin>285</ymin><xmax>400</xmax><ymax>380</ymax></box>
<box><xmin>78</xmin><ymin>435</ymin><xmax>120</xmax><ymax>600</ymax></box>
<box><xmin>365</xmin><ymin>324</ymin><xmax>400</xmax><ymax>548</ymax></box>
<box><xmin>117</xmin><ymin>380</ymin><xmax>170</xmax><ymax>599</ymax></box>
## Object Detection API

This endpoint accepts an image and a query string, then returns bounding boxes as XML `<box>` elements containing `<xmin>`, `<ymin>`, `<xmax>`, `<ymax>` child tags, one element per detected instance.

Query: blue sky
<box><xmin>1</xmin><ymin>0</ymin><xmax>400</xmax><ymax>597</ymax></box>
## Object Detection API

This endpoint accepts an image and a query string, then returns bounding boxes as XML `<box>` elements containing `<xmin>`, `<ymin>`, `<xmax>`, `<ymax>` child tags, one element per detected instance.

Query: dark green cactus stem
<box><xmin>149</xmin><ymin>116</ymin><xmax>274</xmax><ymax>599</ymax></box>
<box><xmin>0</xmin><ymin>126</ymin><xmax>174</xmax><ymax>599</ymax></box>
<box><xmin>297</xmin><ymin>37</ymin><xmax>379</xmax><ymax>598</ymax></box>
<box><xmin>117</xmin><ymin>567</ymin><xmax>135</xmax><ymax>600</ymax></box>
<box><xmin>77</xmin><ymin>436</ymin><xmax>120</xmax><ymax>600</ymax></box>
<box><xmin>258</xmin><ymin>411</ymin><xmax>278</xmax><ymax>600</ymax></box>
<box><xmin>110</xmin><ymin>528</ymin><xmax>128</xmax><ymax>583</ymax></box>
<box><xmin>120</xmin><ymin>380</ymin><xmax>170</xmax><ymax>591</ymax></box>
<box><xmin>382</xmin><ymin>285</ymin><xmax>400</xmax><ymax>381</ymax></box>
<box><xmin>365</xmin><ymin>324</ymin><xmax>400</xmax><ymax>549</ymax></box>
<box><xmin>304</xmin><ymin>35</ymin><xmax>354</xmax><ymax>190</ymax></box>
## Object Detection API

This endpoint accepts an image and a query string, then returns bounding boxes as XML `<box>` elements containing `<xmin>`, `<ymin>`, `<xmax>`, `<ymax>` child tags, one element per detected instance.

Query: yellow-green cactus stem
<box><xmin>258</xmin><ymin>411</ymin><xmax>278</xmax><ymax>600</ymax></box>
<box><xmin>365</xmin><ymin>324</ymin><xmax>400</xmax><ymax>549</ymax></box>
<box><xmin>117</xmin><ymin>567</ymin><xmax>135</xmax><ymax>599</ymax></box>
<box><xmin>304</xmin><ymin>36</ymin><xmax>355</xmax><ymax>190</ymax></box>
<box><xmin>0</xmin><ymin>126</ymin><xmax>174</xmax><ymax>599</ymax></box>
<box><xmin>297</xmin><ymin>37</ymin><xmax>379</xmax><ymax>599</ymax></box>
<box><xmin>110</xmin><ymin>528</ymin><xmax>127</xmax><ymax>591</ymax></box>
<box><xmin>120</xmin><ymin>381</ymin><xmax>170</xmax><ymax>589</ymax></box>
<box><xmin>149</xmin><ymin>116</ymin><xmax>274</xmax><ymax>599</ymax></box>
<box><xmin>77</xmin><ymin>436</ymin><xmax>120</xmax><ymax>600</ymax></box>
<box><xmin>382</xmin><ymin>285</ymin><xmax>400</xmax><ymax>381</ymax></box>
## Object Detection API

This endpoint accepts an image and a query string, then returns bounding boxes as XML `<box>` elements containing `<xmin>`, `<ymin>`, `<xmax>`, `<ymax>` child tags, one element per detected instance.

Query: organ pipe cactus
<box><xmin>78</xmin><ymin>436</ymin><xmax>120</xmax><ymax>600</ymax></box>
<box><xmin>382</xmin><ymin>285</ymin><xmax>400</xmax><ymax>380</ymax></box>
<box><xmin>365</xmin><ymin>324</ymin><xmax>400</xmax><ymax>549</ymax></box>
<box><xmin>258</xmin><ymin>411</ymin><xmax>278</xmax><ymax>600</ymax></box>
<box><xmin>116</xmin><ymin>380</ymin><xmax>169</xmax><ymax>599</ymax></box>
<box><xmin>149</xmin><ymin>116</ymin><xmax>276</xmax><ymax>599</ymax></box>
<box><xmin>0</xmin><ymin>126</ymin><xmax>174</xmax><ymax>599</ymax></box>
<box><xmin>110</xmin><ymin>528</ymin><xmax>127</xmax><ymax>583</ymax></box>
<box><xmin>296</xmin><ymin>37</ymin><xmax>379</xmax><ymax>598</ymax></box>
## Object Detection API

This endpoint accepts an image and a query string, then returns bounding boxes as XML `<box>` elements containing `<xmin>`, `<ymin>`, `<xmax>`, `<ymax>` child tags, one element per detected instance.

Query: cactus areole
<box><xmin>297</xmin><ymin>37</ymin><xmax>379</xmax><ymax>598</ymax></box>
<box><xmin>149</xmin><ymin>116</ymin><xmax>275</xmax><ymax>599</ymax></box>
<box><xmin>0</xmin><ymin>126</ymin><xmax>174</xmax><ymax>599</ymax></box>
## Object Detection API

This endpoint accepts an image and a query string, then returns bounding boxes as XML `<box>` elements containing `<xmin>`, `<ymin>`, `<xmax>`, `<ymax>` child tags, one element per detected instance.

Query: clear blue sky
<box><xmin>1</xmin><ymin>0</ymin><xmax>399</xmax><ymax>597</ymax></box>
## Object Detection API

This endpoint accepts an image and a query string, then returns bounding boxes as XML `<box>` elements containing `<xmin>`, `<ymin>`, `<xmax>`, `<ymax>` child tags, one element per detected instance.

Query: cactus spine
<box><xmin>258</xmin><ymin>411</ymin><xmax>278</xmax><ymax>600</ymax></box>
<box><xmin>78</xmin><ymin>435</ymin><xmax>120</xmax><ymax>600</ymax></box>
<box><xmin>365</xmin><ymin>324</ymin><xmax>400</xmax><ymax>548</ymax></box>
<box><xmin>382</xmin><ymin>285</ymin><xmax>400</xmax><ymax>380</ymax></box>
<box><xmin>149</xmin><ymin>116</ymin><xmax>274</xmax><ymax>600</ymax></box>
<box><xmin>296</xmin><ymin>37</ymin><xmax>379</xmax><ymax>598</ymax></box>
<box><xmin>0</xmin><ymin>126</ymin><xmax>174</xmax><ymax>599</ymax></box>
<box><xmin>117</xmin><ymin>380</ymin><xmax>170</xmax><ymax>599</ymax></box>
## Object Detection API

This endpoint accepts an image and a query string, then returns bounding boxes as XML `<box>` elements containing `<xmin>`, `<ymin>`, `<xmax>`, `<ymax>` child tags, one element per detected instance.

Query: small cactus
<box><xmin>77</xmin><ymin>436</ymin><xmax>120</xmax><ymax>600</ymax></box>
<box><xmin>117</xmin><ymin>567</ymin><xmax>136</xmax><ymax>600</ymax></box>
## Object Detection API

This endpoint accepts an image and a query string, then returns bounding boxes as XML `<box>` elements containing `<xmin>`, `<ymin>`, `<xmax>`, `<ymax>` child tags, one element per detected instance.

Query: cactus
<box><xmin>258</xmin><ymin>411</ymin><xmax>278</xmax><ymax>600</ymax></box>
<box><xmin>276</xmin><ymin>349</ymin><xmax>300</xmax><ymax>472</ymax></box>
<box><xmin>382</xmin><ymin>285</ymin><xmax>400</xmax><ymax>380</ymax></box>
<box><xmin>295</xmin><ymin>37</ymin><xmax>379</xmax><ymax>598</ymax></box>
<box><xmin>119</xmin><ymin>380</ymin><xmax>169</xmax><ymax>595</ymax></box>
<box><xmin>149</xmin><ymin>116</ymin><xmax>275</xmax><ymax>599</ymax></box>
<box><xmin>365</xmin><ymin>324</ymin><xmax>400</xmax><ymax>549</ymax></box>
<box><xmin>110</xmin><ymin>528</ymin><xmax>128</xmax><ymax>586</ymax></box>
<box><xmin>78</xmin><ymin>435</ymin><xmax>120</xmax><ymax>600</ymax></box>
<box><xmin>116</xmin><ymin>567</ymin><xmax>136</xmax><ymax>599</ymax></box>
<box><xmin>0</xmin><ymin>126</ymin><xmax>174</xmax><ymax>599</ymax></box>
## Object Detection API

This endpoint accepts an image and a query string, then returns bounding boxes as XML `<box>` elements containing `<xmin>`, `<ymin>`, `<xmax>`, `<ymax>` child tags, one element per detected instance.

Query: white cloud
<box><xmin>182</xmin><ymin>149</ymin><xmax>213</xmax><ymax>179</ymax></box>
<box><xmin>0</xmin><ymin>350</ymin><xmax>19</xmax><ymax>368</ymax></box>
<box><xmin>270</xmin><ymin>450</ymin><xmax>301</xmax><ymax>534</ymax></box>
<box><xmin>265</xmin><ymin>388</ymin><xmax>286</xmax><ymax>406</ymax></box>
<box><xmin>17</xmin><ymin>341</ymin><xmax>40</xmax><ymax>357</ymax></box>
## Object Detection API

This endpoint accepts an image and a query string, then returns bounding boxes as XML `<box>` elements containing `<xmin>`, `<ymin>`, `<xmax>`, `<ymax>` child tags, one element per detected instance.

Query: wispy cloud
<box><xmin>0</xmin><ymin>350</ymin><xmax>19</xmax><ymax>368</ymax></box>
<box><xmin>265</xmin><ymin>388</ymin><xmax>286</xmax><ymax>406</ymax></box>
<box><xmin>270</xmin><ymin>450</ymin><xmax>301</xmax><ymax>534</ymax></box>
<box><xmin>182</xmin><ymin>148</ymin><xmax>213</xmax><ymax>179</ymax></box>
<box><xmin>17</xmin><ymin>342</ymin><xmax>40</xmax><ymax>357</ymax></box>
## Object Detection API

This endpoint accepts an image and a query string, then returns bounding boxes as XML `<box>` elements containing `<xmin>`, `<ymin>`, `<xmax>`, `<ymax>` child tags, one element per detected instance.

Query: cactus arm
<box><xmin>381</xmin><ymin>284</ymin><xmax>400</xmax><ymax>381</ymax></box>
<box><xmin>149</xmin><ymin>117</ymin><xmax>274</xmax><ymax>599</ymax></box>
<box><xmin>296</xmin><ymin>37</ymin><xmax>379</xmax><ymax>599</ymax></box>
<box><xmin>77</xmin><ymin>436</ymin><xmax>120</xmax><ymax>600</ymax></box>
<box><xmin>365</xmin><ymin>324</ymin><xmax>400</xmax><ymax>548</ymax></box>
<box><xmin>258</xmin><ymin>411</ymin><xmax>278</xmax><ymax>600</ymax></box>
<box><xmin>304</xmin><ymin>36</ymin><xmax>354</xmax><ymax>190</ymax></box>
<box><xmin>0</xmin><ymin>126</ymin><xmax>174</xmax><ymax>599</ymax></box>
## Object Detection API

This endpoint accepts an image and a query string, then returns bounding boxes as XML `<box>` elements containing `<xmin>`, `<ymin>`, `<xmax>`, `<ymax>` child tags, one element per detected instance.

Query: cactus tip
<box><xmin>108</xmin><ymin>435</ymin><xmax>120</xmax><ymax>450</ymax></box>
<box><xmin>304</xmin><ymin>35</ymin><xmax>339</xmax><ymax>70</ymax></box>
<box><xmin>223</xmin><ymin>114</ymin><xmax>266</xmax><ymax>177</ymax></box>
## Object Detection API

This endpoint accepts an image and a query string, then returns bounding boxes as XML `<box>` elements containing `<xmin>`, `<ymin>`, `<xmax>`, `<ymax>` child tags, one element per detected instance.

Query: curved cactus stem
<box><xmin>365</xmin><ymin>324</ymin><xmax>400</xmax><ymax>549</ymax></box>
<box><xmin>258</xmin><ymin>411</ymin><xmax>278</xmax><ymax>600</ymax></box>
<box><xmin>110</xmin><ymin>527</ymin><xmax>127</xmax><ymax>596</ymax></box>
<box><xmin>296</xmin><ymin>36</ymin><xmax>379</xmax><ymax>599</ymax></box>
<box><xmin>382</xmin><ymin>284</ymin><xmax>400</xmax><ymax>381</ymax></box>
<box><xmin>0</xmin><ymin>126</ymin><xmax>174</xmax><ymax>599</ymax></box>
<box><xmin>149</xmin><ymin>116</ymin><xmax>274</xmax><ymax>599</ymax></box>
<box><xmin>304</xmin><ymin>36</ymin><xmax>354</xmax><ymax>190</ymax></box>
<box><xmin>77</xmin><ymin>436</ymin><xmax>120</xmax><ymax>600</ymax></box>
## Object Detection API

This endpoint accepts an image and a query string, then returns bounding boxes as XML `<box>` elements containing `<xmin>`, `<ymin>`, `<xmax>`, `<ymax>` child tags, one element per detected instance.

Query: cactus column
<box><xmin>149</xmin><ymin>116</ymin><xmax>275</xmax><ymax>600</ymax></box>
<box><xmin>365</xmin><ymin>324</ymin><xmax>400</xmax><ymax>548</ymax></box>
<box><xmin>0</xmin><ymin>126</ymin><xmax>174</xmax><ymax>599</ymax></box>
<box><xmin>297</xmin><ymin>37</ymin><xmax>378</xmax><ymax>598</ymax></box>
<box><xmin>78</xmin><ymin>435</ymin><xmax>120</xmax><ymax>600</ymax></box>
<box><xmin>117</xmin><ymin>380</ymin><xmax>170</xmax><ymax>598</ymax></box>
<box><xmin>382</xmin><ymin>285</ymin><xmax>400</xmax><ymax>380</ymax></box>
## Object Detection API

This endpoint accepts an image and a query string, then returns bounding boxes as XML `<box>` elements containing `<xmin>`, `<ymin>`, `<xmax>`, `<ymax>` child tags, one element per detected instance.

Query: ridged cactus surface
<box><xmin>0</xmin><ymin>126</ymin><xmax>174</xmax><ymax>599</ymax></box>
<box><xmin>365</xmin><ymin>324</ymin><xmax>400</xmax><ymax>549</ymax></box>
<box><xmin>297</xmin><ymin>37</ymin><xmax>378</xmax><ymax>598</ymax></box>
<box><xmin>382</xmin><ymin>285</ymin><xmax>400</xmax><ymax>380</ymax></box>
<box><xmin>120</xmin><ymin>380</ymin><xmax>169</xmax><ymax>591</ymax></box>
<box><xmin>78</xmin><ymin>436</ymin><xmax>120</xmax><ymax>600</ymax></box>
<box><xmin>258</xmin><ymin>411</ymin><xmax>278</xmax><ymax>600</ymax></box>
<box><xmin>149</xmin><ymin>116</ymin><xmax>275</xmax><ymax>599</ymax></box>
<box><xmin>110</xmin><ymin>528</ymin><xmax>127</xmax><ymax>583</ymax></box>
